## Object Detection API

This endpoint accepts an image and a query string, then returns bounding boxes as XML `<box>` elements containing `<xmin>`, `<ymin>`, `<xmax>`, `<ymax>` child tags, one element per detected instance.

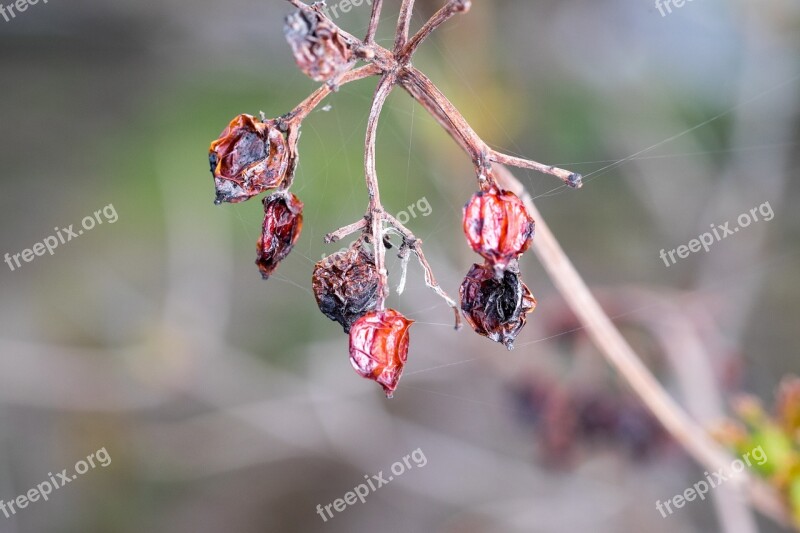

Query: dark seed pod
<box><xmin>312</xmin><ymin>244</ymin><xmax>379</xmax><ymax>333</ymax></box>
<box><xmin>463</xmin><ymin>186</ymin><xmax>535</xmax><ymax>271</ymax></box>
<box><xmin>460</xmin><ymin>263</ymin><xmax>536</xmax><ymax>349</ymax></box>
<box><xmin>256</xmin><ymin>192</ymin><xmax>303</xmax><ymax>279</ymax></box>
<box><xmin>349</xmin><ymin>309</ymin><xmax>414</xmax><ymax>398</ymax></box>
<box><xmin>209</xmin><ymin>114</ymin><xmax>290</xmax><ymax>204</ymax></box>
<box><xmin>284</xmin><ymin>7</ymin><xmax>352</xmax><ymax>83</ymax></box>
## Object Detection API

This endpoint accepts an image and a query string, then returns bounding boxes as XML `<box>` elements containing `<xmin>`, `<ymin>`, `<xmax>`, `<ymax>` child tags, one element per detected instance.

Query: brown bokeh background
<box><xmin>0</xmin><ymin>0</ymin><xmax>799</xmax><ymax>531</ymax></box>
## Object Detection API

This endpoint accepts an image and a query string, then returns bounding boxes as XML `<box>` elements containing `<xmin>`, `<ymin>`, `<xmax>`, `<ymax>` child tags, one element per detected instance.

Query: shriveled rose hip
<box><xmin>209</xmin><ymin>114</ymin><xmax>289</xmax><ymax>204</ymax></box>
<box><xmin>349</xmin><ymin>309</ymin><xmax>414</xmax><ymax>397</ymax></box>
<box><xmin>463</xmin><ymin>186</ymin><xmax>535</xmax><ymax>271</ymax></box>
<box><xmin>460</xmin><ymin>263</ymin><xmax>536</xmax><ymax>349</ymax></box>
<box><xmin>313</xmin><ymin>245</ymin><xmax>379</xmax><ymax>333</ymax></box>
<box><xmin>284</xmin><ymin>8</ymin><xmax>352</xmax><ymax>83</ymax></box>
<box><xmin>256</xmin><ymin>192</ymin><xmax>303</xmax><ymax>279</ymax></box>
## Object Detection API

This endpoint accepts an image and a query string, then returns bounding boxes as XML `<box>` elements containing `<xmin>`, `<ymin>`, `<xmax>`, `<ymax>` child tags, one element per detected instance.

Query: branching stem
<box><xmin>270</xmin><ymin>3</ymin><xmax>792</xmax><ymax>524</ymax></box>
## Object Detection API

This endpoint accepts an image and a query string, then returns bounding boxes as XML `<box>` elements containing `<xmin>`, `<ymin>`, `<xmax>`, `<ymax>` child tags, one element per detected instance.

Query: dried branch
<box><xmin>399</xmin><ymin>0</ymin><xmax>471</xmax><ymax>61</ymax></box>
<box><xmin>365</xmin><ymin>0</ymin><xmax>384</xmax><ymax>43</ymax></box>
<box><xmin>395</xmin><ymin>0</ymin><xmax>417</xmax><ymax>52</ymax></box>
<box><xmin>493</xmin><ymin>164</ymin><xmax>791</xmax><ymax>528</ymax></box>
<box><xmin>398</xmin><ymin>67</ymin><xmax>583</xmax><ymax>188</ymax></box>
<box><xmin>364</xmin><ymin>74</ymin><xmax>398</xmax><ymax>309</ymax></box>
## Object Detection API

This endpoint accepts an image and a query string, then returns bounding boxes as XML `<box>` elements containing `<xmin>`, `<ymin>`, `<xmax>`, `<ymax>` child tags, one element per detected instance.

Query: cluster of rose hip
<box><xmin>207</xmin><ymin>0</ymin><xmax>581</xmax><ymax>397</ymax></box>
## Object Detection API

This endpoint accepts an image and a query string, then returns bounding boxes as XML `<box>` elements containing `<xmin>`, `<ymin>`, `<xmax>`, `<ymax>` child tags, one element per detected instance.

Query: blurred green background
<box><xmin>0</xmin><ymin>0</ymin><xmax>799</xmax><ymax>531</ymax></box>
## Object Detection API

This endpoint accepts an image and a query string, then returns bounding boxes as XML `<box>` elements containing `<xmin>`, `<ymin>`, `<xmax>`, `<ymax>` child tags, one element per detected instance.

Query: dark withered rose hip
<box><xmin>349</xmin><ymin>309</ymin><xmax>414</xmax><ymax>397</ymax></box>
<box><xmin>209</xmin><ymin>114</ymin><xmax>289</xmax><ymax>204</ymax></box>
<box><xmin>284</xmin><ymin>8</ymin><xmax>352</xmax><ymax>83</ymax></box>
<box><xmin>256</xmin><ymin>192</ymin><xmax>303</xmax><ymax>279</ymax></box>
<box><xmin>463</xmin><ymin>186</ymin><xmax>535</xmax><ymax>271</ymax></box>
<box><xmin>312</xmin><ymin>245</ymin><xmax>379</xmax><ymax>333</ymax></box>
<box><xmin>460</xmin><ymin>263</ymin><xmax>536</xmax><ymax>349</ymax></box>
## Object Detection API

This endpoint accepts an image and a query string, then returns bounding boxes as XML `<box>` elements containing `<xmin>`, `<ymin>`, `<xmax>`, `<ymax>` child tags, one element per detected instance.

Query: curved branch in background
<box><xmin>493</xmin><ymin>164</ymin><xmax>791</xmax><ymax>529</ymax></box>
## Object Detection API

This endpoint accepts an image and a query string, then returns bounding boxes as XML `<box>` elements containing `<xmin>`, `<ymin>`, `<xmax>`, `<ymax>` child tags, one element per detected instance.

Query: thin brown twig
<box><xmin>364</xmin><ymin>74</ymin><xmax>397</xmax><ymax>309</ymax></box>
<box><xmin>398</xmin><ymin>67</ymin><xmax>582</xmax><ymax>188</ymax></box>
<box><xmin>325</xmin><ymin>219</ymin><xmax>368</xmax><ymax>244</ymax></box>
<box><xmin>395</xmin><ymin>0</ymin><xmax>417</xmax><ymax>52</ymax></box>
<box><xmin>365</xmin><ymin>0</ymin><xmax>384</xmax><ymax>43</ymax></box>
<box><xmin>399</xmin><ymin>0</ymin><xmax>472</xmax><ymax>61</ymax></box>
<box><xmin>383</xmin><ymin>213</ymin><xmax>462</xmax><ymax>329</ymax></box>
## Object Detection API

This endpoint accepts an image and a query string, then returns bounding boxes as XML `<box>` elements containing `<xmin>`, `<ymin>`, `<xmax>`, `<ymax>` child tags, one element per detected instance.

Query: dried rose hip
<box><xmin>284</xmin><ymin>7</ymin><xmax>352</xmax><ymax>82</ymax></box>
<box><xmin>463</xmin><ymin>186</ymin><xmax>535</xmax><ymax>271</ymax></box>
<box><xmin>256</xmin><ymin>192</ymin><xmax>303</xmax><ymax>279</ymax></box>
<box><xmin>313</xmin><ymin>245</ymin><xmax>379</xmax><ymax>333</ymax></box>
<box><xmin>349</xmin><ymin>309</ymin><xmax>414</xmax><ymax>397</ymax></box>
<box><xmin>209</xmin><ymin>114</ymin><xmax>289</xmax><ymax>204</ymax></box>
<box><xmin>460</xmin><ymin>263</ymin><xmax>536</xmax><ymax>349</ymax></box>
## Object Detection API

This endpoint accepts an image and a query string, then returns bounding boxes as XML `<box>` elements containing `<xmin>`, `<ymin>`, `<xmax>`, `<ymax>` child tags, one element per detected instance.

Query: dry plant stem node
<box><xmin>284</xmin><ymin>0</ymin><xmax>582</xmax><ymax>330</ymax></box>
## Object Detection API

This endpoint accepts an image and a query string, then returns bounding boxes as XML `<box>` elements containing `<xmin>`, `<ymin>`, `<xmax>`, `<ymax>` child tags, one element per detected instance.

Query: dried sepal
<box><xmin>256</xmin><ymin>191</ymin><xmax>304</xmax><ymax>279</ymax></box>
<box><xmin>460</xmin><ymin>263</ymin><xmax>536</xmax><ymax>349</ymax></box>
<box><xmin>349</xmin><ymin>309</ymin><xmax>414</xmax><ymax>397</ymax></box>
<box><xmin>463</xmin><ymin>185</ymin><xmax>535</xmax><ymax>271</ymax></box>
<box><xmin>284</xmin><ymin>7</ymin><xmax>353</xmax><ymax>83</ymax></box>
<box><xmin>209</xmin><ymin>114</ymin><xmax>290</xmax><ymax>204</ymax></box>
<box><xmin>313</xmin><ymin>243</ymin><xmax>379</xmax><ymax>333</ymax></box>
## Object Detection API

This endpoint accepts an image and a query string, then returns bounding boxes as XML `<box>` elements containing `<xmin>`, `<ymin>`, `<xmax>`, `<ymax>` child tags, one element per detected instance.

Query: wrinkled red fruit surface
<box><xmin>349</xmin><ymin>309</ymin><xmax>414</xmax><ymax>397</ymax></box>
<box><xmin>460</xmin><ymin>263</ymin><xmax>536</xmax><ymax>349</ymax></box>
<box><xmin>284</xmin><ymin>8</ymin><xmax>352</xmax><ymax>82</ymax></box>
<box><xmin>256</xmin><ymin>192</ymin><xmax>304</xmax><ymax>279</ymax></box>
<box><xmin>463</xmin><ymin>186</ymin><xmax>535</xmax><ymax>270</ymax></box>
<box><xmin>209</xmin><ymin>114</ymin><xmax>289</xmax><ymax>204</ymax></box>
<box><xmin>313</xmin><ymin>246</ymin><xmax>379</xmax><ymax>333</ymax></box>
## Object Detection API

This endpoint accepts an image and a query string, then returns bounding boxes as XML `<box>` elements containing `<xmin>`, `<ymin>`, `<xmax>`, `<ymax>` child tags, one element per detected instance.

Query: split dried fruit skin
<box><xmin>284</xmin><ymin>8</ymin><xmax>352</xmax><ymax>83</ymax></box>
<box><xmin>209</xmin><ymin>114</ymin><xmax>290</xmax><ymax>204</ymax></box>
<box><xmin>256</xmin><ymin>192</ymin><xmax>304</xmax><ymax>279</ymax></box>
<box><xmin>349</xmin><ymin>309</ymin><xmax>414</xmax><ymax>397</ymax></box>
<box><xmin>460</xmin><ymin>263</ymin><xmax>536</xmax><ymax>349</ymax></box>
<box><xmin>463</xmin><ymin>186</ymin><xmax>535</xmax><ymax>271</ymax></box>
<box><xmin>313</xmin><ymin>245</ymin><xmax>380</xmax><ymax>333</ymax></box>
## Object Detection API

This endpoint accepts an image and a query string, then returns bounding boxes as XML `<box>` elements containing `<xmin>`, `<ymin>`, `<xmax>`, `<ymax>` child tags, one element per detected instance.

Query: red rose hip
<box><xmin>256</xmin><ymin>192</ymin><xmax>304</xmax><ymax>279</ymax></box>
<box><xmin>209</xmin><ymin>114</ymin><xmax>289</xmax><ymax>204</ymax></box>
<box><xmin>463</xmin><ymin>186</ymin><xmax>535</xmax><ymax>271</ymax></box>
<box><xmin>349</xmin><ymin>309</ymin><xmax>414</xmax><ymax>397</ymax></box>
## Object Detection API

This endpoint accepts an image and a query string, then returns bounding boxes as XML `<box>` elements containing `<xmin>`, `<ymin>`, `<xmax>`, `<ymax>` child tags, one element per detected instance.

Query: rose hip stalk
<box><xmin>205</xmin><ymin>0</ymin><xmax>582</xmax><ymax>397</ymax></box>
